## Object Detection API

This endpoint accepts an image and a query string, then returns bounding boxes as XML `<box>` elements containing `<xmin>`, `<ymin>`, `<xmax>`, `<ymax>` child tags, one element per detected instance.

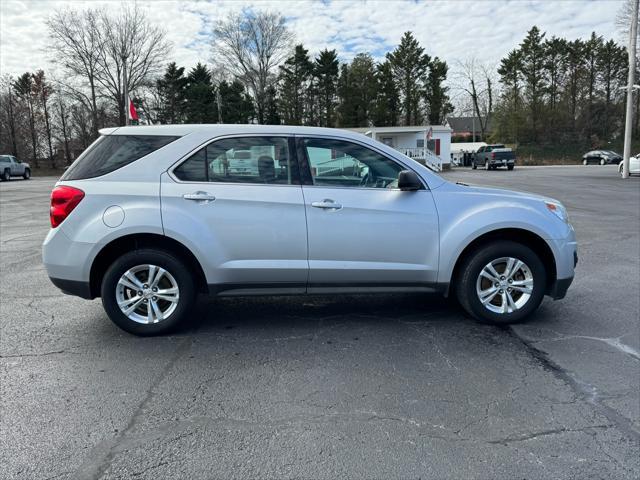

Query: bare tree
<box><xmin>96</xmin><ymin>4</ymin><xmax>171</xmax><ymax>126</ymax></box>
<box><xmin>453</xmin><ymin>59</ymin><xmax>496</xmax><ymax>140</ymax></box>
<box><xmin>33</xmin><ymin>71</ymin><xmax>55</xmax><ymax>167</ymax></box>
<box><xmin>0</xmin><ymin>76</ymin><xmax>19</xmax><ymax>157</ymax></box>
<box><xmin>47</xmin><ymin>9</ymin><xmax>104</xmax><ymax>139</ymax></box>
<box><xmin>213</xmin><ymin>11</ymin><xmax>293</xmax><ymax>124</ymax></box>
<box><xmin>616</xmin><ymin>0</ymin><xmax>640</xmax><ymax>46</ymax></box>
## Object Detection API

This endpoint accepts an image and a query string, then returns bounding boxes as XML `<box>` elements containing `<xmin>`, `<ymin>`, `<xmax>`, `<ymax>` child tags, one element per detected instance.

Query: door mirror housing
<box><xmin>398</xmin><ymin>170</ymin><xmax>422</xmax><ymax>191</ymax></box>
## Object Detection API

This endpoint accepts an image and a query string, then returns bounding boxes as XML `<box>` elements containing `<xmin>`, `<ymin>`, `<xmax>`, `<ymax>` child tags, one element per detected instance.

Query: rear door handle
<box><xmin>183</xmin><ymin>191</ymin><xmax>216</xmax><ymax>203</ymax></box>
<box><xmin>311</xmin><ymin>199</ymin><xmax>342</xmax><ymax>210</ymax></box>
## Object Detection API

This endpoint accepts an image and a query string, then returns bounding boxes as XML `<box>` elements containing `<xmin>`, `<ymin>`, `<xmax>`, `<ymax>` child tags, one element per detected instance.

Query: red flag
<box><xmin>128</xmin><ymin>97</ymin><xmax>139</xmax><ymax>122</ymax></box>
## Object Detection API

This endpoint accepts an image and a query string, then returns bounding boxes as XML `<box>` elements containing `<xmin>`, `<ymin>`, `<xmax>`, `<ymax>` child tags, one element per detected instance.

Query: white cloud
<box><xmin>0</xmin><ymin>0</ymin><xmax>626</xmax><ymax>78</ymax></box>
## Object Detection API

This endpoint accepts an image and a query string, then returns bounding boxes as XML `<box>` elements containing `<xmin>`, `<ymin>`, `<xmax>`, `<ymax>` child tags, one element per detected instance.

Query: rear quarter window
<box><xmin>62</xmin><ymin>135</ymin><xmax>179</xmax><ymax>180</ymax></box>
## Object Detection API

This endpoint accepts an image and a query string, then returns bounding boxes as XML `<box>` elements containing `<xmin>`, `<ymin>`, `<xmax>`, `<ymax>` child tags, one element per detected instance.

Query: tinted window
<box><xmin>174</xmin><ymin>137</ymin><xmax>295</xmax><ymax>185</ymax></box>
<box><xmin>303</xmin><ymin>138</ymin><xmax>404</xmax><ymax>189</ymax></box>
<box><xmin>62</xmin><ymin>135</ymin><xmax>179</xmax><ymax>180</ymax></box>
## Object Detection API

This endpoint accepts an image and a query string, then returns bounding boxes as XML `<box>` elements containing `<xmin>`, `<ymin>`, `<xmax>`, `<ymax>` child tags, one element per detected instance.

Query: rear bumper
<box><xmin>49</xmin><ymin>277</ymin><xmax>93</xmax><ymax>299</ymax></box>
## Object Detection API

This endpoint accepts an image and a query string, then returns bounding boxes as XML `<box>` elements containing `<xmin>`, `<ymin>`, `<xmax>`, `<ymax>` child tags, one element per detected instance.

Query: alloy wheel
<box><xmin>115</xmin><ymin>264</ymin><xmax>180</xmax><ymax>324</ymax></box>
<box><xmin>475</xmin><ymin>257</ymin><xmax>534</xmax><ymax>314</ymax></box>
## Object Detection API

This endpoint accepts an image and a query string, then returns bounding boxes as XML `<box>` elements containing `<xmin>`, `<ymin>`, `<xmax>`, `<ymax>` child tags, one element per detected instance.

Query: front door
<box><xmin>298</xmin><ymin>136</ymin><xmax>440</xmax><ymax>291</ymax></box>
<box><xmin>161</xmin><ymin>136</ymin><xmax>308</xmax><ymax>293</ymax></box>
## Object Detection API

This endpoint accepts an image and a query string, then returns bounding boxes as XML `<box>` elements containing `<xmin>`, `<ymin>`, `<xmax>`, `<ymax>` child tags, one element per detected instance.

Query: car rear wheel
<box><xmin>456</xmin><ymin>241</ymin><xmax>546</xmax><ymax>325</ymax></box>
<box><xmin>582</xmin><ymin>159</ymin><xmax>588</xmax><ymax>165</ymax></box>
<box><xmin>101</xmin><ymin>248</ymin><xmax>196</xmax><ymax>336</ymax></box>
<box><xmin>507</xmin><ymin>165</ymin><xmax>514</xmax><ymax>171</ymax></box>
<box><xmin>600</xmin><ymin>158</ymin><xmax>605</xmax><ymax>166</ymax></box>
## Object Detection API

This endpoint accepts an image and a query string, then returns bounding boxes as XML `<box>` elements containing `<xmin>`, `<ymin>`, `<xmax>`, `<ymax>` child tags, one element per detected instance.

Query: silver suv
<box><xmin>42</xmin><ymin>125</ymin><xmax>577</xmax><ymax>336</ymax></box>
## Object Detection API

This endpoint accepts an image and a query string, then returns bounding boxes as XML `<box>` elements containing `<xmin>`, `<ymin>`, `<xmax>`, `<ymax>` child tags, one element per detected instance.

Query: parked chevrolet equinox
<box><xmin>43</xmin><ymin>125</ymin><xmax>577</xmax><ymax>335</ymax></box>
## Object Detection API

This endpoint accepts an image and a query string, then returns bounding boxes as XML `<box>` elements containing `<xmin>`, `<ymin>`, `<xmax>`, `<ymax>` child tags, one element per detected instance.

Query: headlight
<box><xmin>545</xmin><ymin>201</ymin><xmax>569</xmax><ymax>223</ymax></box>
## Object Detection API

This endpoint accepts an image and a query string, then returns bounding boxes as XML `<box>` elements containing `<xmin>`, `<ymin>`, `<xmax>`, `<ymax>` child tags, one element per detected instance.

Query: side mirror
<box><xmin>398</xmin><ymin>170</ymin><xmax>422</xmax><ymax>191</ymax></box>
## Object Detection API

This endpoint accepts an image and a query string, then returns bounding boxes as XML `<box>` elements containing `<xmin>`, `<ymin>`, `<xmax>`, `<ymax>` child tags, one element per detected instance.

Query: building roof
<box><xmin>446</xmin><ymin>116</ymin><xmax>492</xmax><ymax>134</ymax></box>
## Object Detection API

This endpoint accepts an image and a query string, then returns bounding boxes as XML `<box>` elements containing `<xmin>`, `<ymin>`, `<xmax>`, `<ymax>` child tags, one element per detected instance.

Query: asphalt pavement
<box><xmin>0</xmin><ymin>166</ymin><xmax>638</xmax><ymax>479</ymax></box>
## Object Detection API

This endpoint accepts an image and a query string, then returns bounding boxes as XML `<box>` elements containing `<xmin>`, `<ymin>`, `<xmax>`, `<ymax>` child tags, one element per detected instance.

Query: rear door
<box><xmin>161</xmin><ymin>135</ymin><xmax>309</xmax><ymax>293</ymax></box>
<box><xmin>297</xmin><ymin>136</ymin><xmax>440</xmax><ymax>291</ymax></box>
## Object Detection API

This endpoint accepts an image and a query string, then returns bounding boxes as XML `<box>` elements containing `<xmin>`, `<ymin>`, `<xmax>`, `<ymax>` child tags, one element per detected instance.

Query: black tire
<box><xmin>101</xmin><ymin>248</ymin><xmax>197</xmax><ymax>336</ymax></box>
<box><xmin>455</xmin><ymin>240</ymin><xmax>546</xmax><ymax>325</ymax></box>
<box><xmin>1</xmin><ymin>169</ymin><xmax>10</xmax><ymax>181</ymax></box>
<box><xmin>507</xmin><ymin>165</ymin><xmax>514</xmax><ymax>171</ymax></box>
<box><xmin>23</xmin><ymin>168</ymin><xmax>30</xmax><ymax>180</ymax></box>
<box><xmin>472</xmin><ymin>162</ymin><xmax>477</xmax><ymax>170</ymax></box>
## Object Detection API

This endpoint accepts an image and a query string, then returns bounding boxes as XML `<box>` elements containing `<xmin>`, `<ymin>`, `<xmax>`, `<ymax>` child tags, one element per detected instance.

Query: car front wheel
<box><xmin>101</xmin><ymin>248</ymin><xmax>196</xmax><ymax>336</ymax></box>
<box><xmin>1</xmin><ymin>169</ymin><xmax>10</xmax><ymax>181</ymax></box>
<box><xmin>456</xmin><ymin>241</ymin><xmax>546</xmax><ymax>325</ymax></box>
<box><xmin>23</xmin><ymin>168</ymin><xmax>30</xmax><ymax>180</ymax></box>
<box><xmin>600</xmin><ymin>158</ymin><xmax>605</xmax><ymax>166</ymax></box>
<box><xmin>582</xmin><ymin>159</ymin><xmax>588</xmax><ymax>165</ymax></box>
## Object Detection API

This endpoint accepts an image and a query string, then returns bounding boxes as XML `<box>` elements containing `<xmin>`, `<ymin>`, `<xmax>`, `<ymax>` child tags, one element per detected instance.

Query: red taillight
<box><xmin>491</xmin><ymin>152</ymin><xmax>496</xmax><ymax>159</ymax></box>
<box><xmin>50</xmin><ymin>186</ymin><xmax>84</xmax><ymax>228</ymax></box>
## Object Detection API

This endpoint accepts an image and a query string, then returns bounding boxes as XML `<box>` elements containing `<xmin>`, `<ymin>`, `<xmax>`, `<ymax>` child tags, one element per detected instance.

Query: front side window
<box><xmin>62</xmin><ymin>135</ymin><xmax>179</xmax><ymax>180</ymax></box>
<box><xmin>173</xmin><ymin>136</ymin><xmax>295</xmax><ymax>185</ymax></box>
<box><xmin>303</xmin><ymin>138</ymin><xmax>404</xmax><ymax>189</ymax></box>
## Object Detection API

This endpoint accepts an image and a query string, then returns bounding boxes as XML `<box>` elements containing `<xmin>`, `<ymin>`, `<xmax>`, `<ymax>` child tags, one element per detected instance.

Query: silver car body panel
<box><xmin>42</xmin><ymin>124</ymin><xmax>576</xmax><ymax>299</ymax></box>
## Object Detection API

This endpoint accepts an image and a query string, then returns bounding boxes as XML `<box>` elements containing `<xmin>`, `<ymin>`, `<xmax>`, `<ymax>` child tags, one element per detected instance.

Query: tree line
<box><xmin>0</xmin><ymin>4</ymin><xmax>633</xmax><ymax>168</ymax></box>
<box><xmin>493</xmin><ymin>26</ymin><xmax>629</xmax><ymax>146</ymax></box>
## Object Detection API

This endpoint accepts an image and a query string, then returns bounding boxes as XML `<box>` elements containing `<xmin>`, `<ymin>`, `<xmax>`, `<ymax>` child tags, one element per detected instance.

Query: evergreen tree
<box><xmin>597</xmin><ymin>40</ymin><xmax>627</xmax><ymax>138</ymax></box>
<box><xmin>583</xmin><ymin>32</ymin><xmax>604</xmax><ymax>137</ymax></box>
<box><xmin>156</xmin><ymin>62</ymin><xmax>187</xmax><ymax>124</ymax></box>
<box><xmin>278</xmin><ymin>45</ymin><xmax>313</xmax><ymax>125</ymax></box>
<box><xmin>219</xmin><ymin>79</ymin><xmax>254</xmax><ymax>123</ymax></box>
<box><xmin>374</xmin><ymin>60</ymin><xmax>400</xmax><ymax>126</ymax></box>
<box><xmin>184</xmin><ymin>63</ymin><xmax>216</xmax><ymax>123</ymax></box>
<box><xmin>337</xmin><ymin>54</ymin><xmax>378</xmax><ymax>127</ymax></box>
<box><xmin>386</xmin><ymin>32</ymin><xmax>430</xmax><ymax>125</ymax></box>
<box><xmin>314</xmin><ymin>49</ymin><xmax>339</xmax><ymax>127</ymax></box>
<box><xmin>263</xmin><ymin>85</ymin><xmax>281</xmax><ymax>125</ymax></box>
<box><xmin>519</xmin><ymin>26</ymin><xmax>547</xmax><ymax>141</ymax></box>
<box><xmin>425</xmin><ymin>57</ymin><xmax>453</xmax><ymax>125</ymax></box>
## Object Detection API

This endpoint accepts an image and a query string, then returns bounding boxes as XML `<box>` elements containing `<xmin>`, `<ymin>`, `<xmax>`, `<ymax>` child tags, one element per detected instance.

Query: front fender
<box><xmin>432</xmin><ymin>187</ymin><xmax>572</xmax><ymax>284</ymax></box>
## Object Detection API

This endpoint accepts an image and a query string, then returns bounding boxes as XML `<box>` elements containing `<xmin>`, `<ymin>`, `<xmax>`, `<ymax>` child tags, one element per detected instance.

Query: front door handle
<box><xmin>183</xmin><ymin>191</ymin><xmax>216</xmax><ymax>203</ymax></box>
<box><xmin>311</xmin><ymin>199</ymin><xmax>342</xmax><ymax>210</ymax></box>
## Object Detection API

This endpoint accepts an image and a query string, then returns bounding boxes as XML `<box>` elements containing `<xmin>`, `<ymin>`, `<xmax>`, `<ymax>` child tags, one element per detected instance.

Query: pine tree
<box><xmin>374</xmin><ymin>60</ymin><xmax>400</xmax><ymax>126</ymax></box>
<box><xmin>219</xmin><ymin>80</ymin><xmax>254</xmax><ymax>123</ymax></box>
<box><xmin>314</xmin><ymin>49</ymin><xmax>339</xmax><ymax>127</ymax></box>
<box><xmin>157</xmin><ymin>62</ymin><xmax>187</xmax><ymax>124</ymax></box>
<box><xmin>184</xmin><ymin>63</ymin><xmax>216</xmax><ymax>124</ymax></box>
<box><xmin>263</xmin><ymin>85</ymin><xmax>281</xmax><ymax>125</ymax></box>
<box><xmin>425</xmin><ymin>57</ymin><xmax>452</xmax><ymax>125</ymax></box>
<box><xmin>278</xmin><ymin>45</ymin><xmax>313</xmax><ymax>125</ymax></box>
<box><xmin>519</xmin><ymin>26</ymin><xmax>547</xmax><ymax>141</ymax></box>
<box><xmin>386</xmin><ymin>32</ymin><xmax>430</xmax><ymax>125</ymax></box>
<box><xmin>597</xmin><ymin>40</ymin><xmax>627</xmax><ymax>139</ymax></box>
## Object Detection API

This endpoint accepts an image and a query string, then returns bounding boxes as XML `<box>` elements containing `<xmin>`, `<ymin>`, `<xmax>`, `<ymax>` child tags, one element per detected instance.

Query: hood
<box><xmin>443</xmin><ymin>181</ymin><xmax>558</xmax><ymax>204</ymax></box>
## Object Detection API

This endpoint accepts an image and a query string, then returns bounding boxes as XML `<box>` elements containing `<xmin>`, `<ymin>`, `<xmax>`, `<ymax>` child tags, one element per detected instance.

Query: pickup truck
<box><xmin>0</xmin><ymin>155</ymin><xmax>31</xmax><ymax>181</ymax></box>
<box><xmin>472</xmin><ymin>145</ymin><xmax>516</xmax><ymax>171</ymax></box>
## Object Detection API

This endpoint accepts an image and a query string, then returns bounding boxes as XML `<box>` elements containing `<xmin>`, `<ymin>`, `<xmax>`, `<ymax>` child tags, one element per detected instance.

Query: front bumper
<box><xmin>546</xmin><ymin>224</ymin><xmax>578</xmax><ymax>300</ymax></box>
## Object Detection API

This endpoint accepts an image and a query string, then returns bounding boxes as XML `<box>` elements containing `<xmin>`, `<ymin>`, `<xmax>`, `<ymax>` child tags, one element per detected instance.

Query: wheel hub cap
<box><xmin>475</xmin><ymin>257</ymin><xmax>533</xmax><ymax>314</ymax></box>
<box><xmin>115</xmin><ymin>264</ymin><xmax>180</xmax><ymax>324</ymax></box>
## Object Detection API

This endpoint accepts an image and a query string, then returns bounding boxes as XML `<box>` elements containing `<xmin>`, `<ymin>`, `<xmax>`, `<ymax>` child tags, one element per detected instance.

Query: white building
<box><xmin>348</xmin><ymin>125</ymin><xmax>452</xmax><ymax>171</ymax></box>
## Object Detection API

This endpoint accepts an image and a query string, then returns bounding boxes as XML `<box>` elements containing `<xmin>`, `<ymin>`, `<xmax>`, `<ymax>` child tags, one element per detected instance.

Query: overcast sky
<box><xmin>0</xmin><ymin>0</ymin><xmax>627</xmax><ymax>78</ymax></box>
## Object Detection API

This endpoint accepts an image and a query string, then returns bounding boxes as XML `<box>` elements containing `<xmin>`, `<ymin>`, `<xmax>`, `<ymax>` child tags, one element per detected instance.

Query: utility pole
<box><xmin>123</xmin><ymin>54</ymin><xmax>129</xmax><ymax>126</ymax></box>
<box><xmin>622</xmin><ymin>0</ymin><xmax>639</xmax><ymax>179</ymax></box>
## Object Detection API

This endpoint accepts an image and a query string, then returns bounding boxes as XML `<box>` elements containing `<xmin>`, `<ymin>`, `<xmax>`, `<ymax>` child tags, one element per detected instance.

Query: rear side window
<box><xmin>62</xmin><ymin>135</ymin><xmax>179</xmax><ymax>180</ymax></box>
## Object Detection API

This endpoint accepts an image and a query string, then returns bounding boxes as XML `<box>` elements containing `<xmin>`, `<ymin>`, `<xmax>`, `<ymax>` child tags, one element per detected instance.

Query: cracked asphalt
<box><xmin>1</xmin><ymin>166</ymin><xmax>638</xmax><ymax>479</ymax></box>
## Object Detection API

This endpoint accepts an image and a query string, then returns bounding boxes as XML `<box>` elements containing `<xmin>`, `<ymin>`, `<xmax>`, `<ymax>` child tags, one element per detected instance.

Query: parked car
<box><xmin>618</xmin><ymin>154</ymin><xmax>640</xmax><ymax>176</ymax></box>
<box><xmin>0</xmin><ymin>155</ymin><xmax>31</xmax><ymax>181</ymax></box>
<box><xmin>472</xmin><ymin>144</ymin><xmax>516</xmax><ymax>170</ymax></box>
<box><xmin>582</xmin><ymin>150</ymin><xmax>621</xmax><ymax>165</ymax></box>
<box><xmin>43</xmin><ymin>125</ymin><xmax>577</xmax><ymax>336</ymax></box>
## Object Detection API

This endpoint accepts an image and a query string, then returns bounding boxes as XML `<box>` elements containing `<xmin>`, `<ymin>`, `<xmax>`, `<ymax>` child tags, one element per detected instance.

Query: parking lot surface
<box><xmin>1</xmin><ymin>166</ymin><xmax>638</xmax><ymax>479</ymax></box>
